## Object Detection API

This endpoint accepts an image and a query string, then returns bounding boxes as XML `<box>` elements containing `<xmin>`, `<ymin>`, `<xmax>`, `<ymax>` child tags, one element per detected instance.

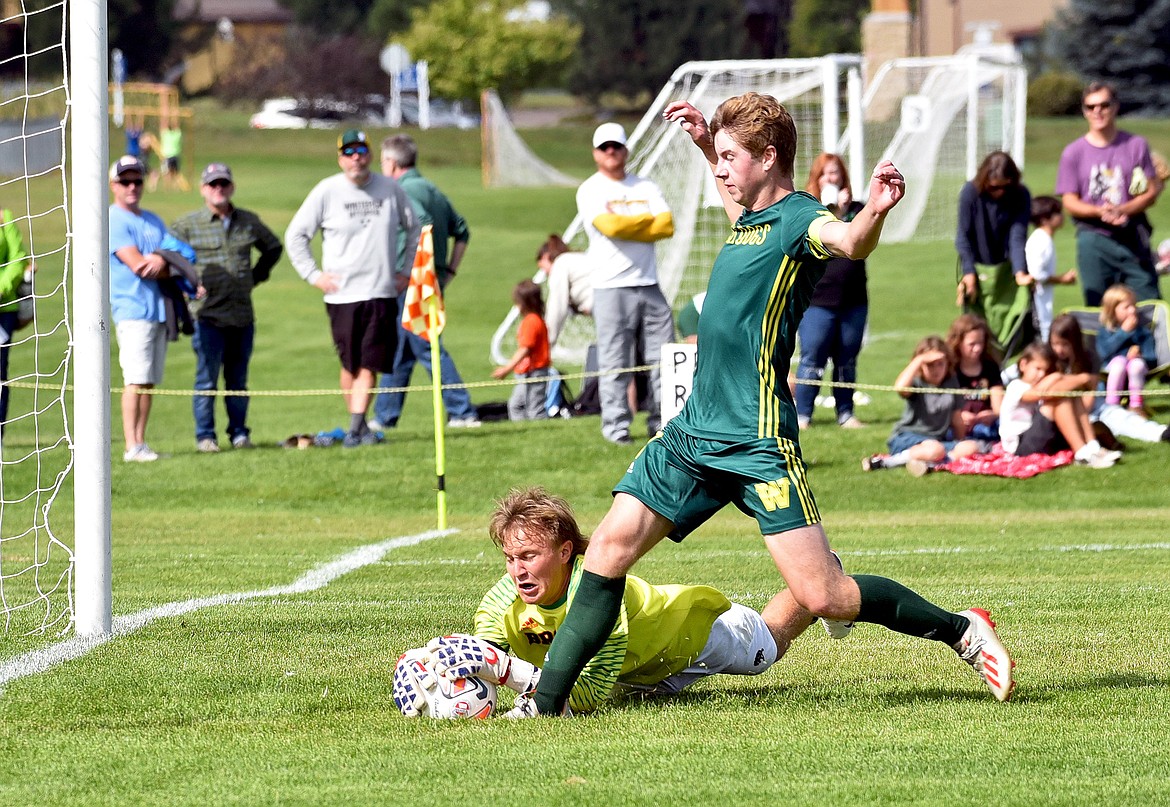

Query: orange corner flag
<box><xmin>401</xmin><ymin>224</ymin><xmax>445</xmax><ymax>341</ymax></box>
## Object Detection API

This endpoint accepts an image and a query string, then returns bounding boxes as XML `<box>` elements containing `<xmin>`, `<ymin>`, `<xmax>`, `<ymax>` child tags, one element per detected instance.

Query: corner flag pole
<box><xmin>428</xmin><ymin>295</ymin><xmax>447</xmax><ymax>529</ymax></box>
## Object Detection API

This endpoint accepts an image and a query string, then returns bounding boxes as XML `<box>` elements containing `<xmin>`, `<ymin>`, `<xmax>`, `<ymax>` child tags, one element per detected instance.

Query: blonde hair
<box><xmin>710</xmin><ymin>92</ymin><xmax>796</xmax><ymax>177</ymax></box>
<box><xmin>1099</xmin><ymin>284</ymin><xmax>1137</xmax><ymax>328</ymax></box>
<box><xmin>489</xmin><ymin>487</ymin><xmax>588</xmax><ymax>559</ymax></box>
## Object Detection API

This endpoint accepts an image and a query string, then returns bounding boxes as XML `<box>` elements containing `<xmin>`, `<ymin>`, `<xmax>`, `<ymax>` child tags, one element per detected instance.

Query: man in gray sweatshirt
<box><xmin>286</xmin><ymin>129</ymin><xmax>421</xmax><ymax>446</ymax></box>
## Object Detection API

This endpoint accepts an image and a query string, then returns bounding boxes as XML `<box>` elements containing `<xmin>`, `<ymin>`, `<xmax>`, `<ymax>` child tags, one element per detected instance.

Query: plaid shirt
<box><xmin>170</xmin><ymin>205</ymin><xmax>282</xmax><ymax>328</ymax></box>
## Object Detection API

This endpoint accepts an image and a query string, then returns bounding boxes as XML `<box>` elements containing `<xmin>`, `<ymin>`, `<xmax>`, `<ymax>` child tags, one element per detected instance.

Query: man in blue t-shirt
<box><xmin>108</xmin><ymin>155</ymin><xmax>170</xmax><ymax>462</ymax></box>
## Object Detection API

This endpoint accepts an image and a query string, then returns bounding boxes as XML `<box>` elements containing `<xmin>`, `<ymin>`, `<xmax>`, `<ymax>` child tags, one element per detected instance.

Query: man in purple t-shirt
<box><xmin>1055</xmin><ymin>81</ymin><xmax>1162</xmax><ymax>305</ymax></box>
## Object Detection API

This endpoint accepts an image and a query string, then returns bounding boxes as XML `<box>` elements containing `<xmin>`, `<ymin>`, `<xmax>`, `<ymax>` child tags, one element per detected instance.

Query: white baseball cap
<box><xmin>592</xmin><ymin>122</ymin><xmax>627</xmax><ymax>149</ymax></box>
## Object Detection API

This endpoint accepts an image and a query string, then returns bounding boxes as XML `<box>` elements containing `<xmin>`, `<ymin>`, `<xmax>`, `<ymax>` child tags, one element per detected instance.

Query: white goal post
<box><xmin>490</xmin><ymin>51</ymin><xmax>1026</xmax><ymax>365</ymax></box>
<box><xmin>0</xmin><ymin>0</ymin><xmax>110</xmax><ymax>638</ymax></box>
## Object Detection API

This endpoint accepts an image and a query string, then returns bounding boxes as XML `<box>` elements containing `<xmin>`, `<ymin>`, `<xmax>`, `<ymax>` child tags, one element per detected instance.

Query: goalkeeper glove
<box><xmin>392</xmin><ymin>647</ymin><xmax>436</xmax><ymax>717</ymax></box>
<box><xmin>427</xmin><ymin>633</ymin><xmax>540</xmax><ymax>695</ymax></box>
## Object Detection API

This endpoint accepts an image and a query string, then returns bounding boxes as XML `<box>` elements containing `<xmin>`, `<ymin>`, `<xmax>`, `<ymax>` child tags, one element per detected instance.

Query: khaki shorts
<box><xmin>115</xmin><ymin>319</ymin><xmax>167</xmax><ymax>386</ymax></box>
<box><xmin>614</xmin><ymin>421</ymin><xmax>821</xmax><ymax>540</ymax></box>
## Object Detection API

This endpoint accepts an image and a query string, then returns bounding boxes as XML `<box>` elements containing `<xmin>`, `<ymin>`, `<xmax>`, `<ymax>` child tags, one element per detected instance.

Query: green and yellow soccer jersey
<box><xmin>473</xmin><ymin>556</ymin><xmax>732</xmax><ymax>712</ymax></box>
<box><xmin>678</xmin><ymin>191</ymin><xmax>836</xmax><ymax>441</ymax></box>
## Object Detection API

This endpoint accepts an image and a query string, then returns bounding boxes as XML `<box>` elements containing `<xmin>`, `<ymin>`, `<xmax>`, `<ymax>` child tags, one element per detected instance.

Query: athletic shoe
<box><xmin>861</xmin><ymin>455</ymin><xmax>885</xmax><ymax>471</ymax></box>
<box><xmin>838</xmin><ymin>416</ymin><xmax>866</xmax><ymax>429</ymax></box>
<box><xmin>797</xmin><ymin>415</ymin><xmax>811</xmax><ymax>430</ymax></box>
<box><xmin>953</xmin><ymin>607</ymin><xmax>1015</xmax><ymax>702</ymax></box>
<box><xmin>231</xmin><ymin>435</ymin><xmax>254</xmax><ymax>449</ymax></box>
<box><xmin>1077</xmin><ymin>449</ymin><xmax>1118</xmax><ymax>469</ymax></box>
<box><xmin>821</xmin><ymin>550</ymin><xmax>854</xmax><ymax>639</ymax></box>
<box><xmin>447</xmin><ymin>417</ymin><xmax>482</xmax><ymax>429</ymax></box>
<box><xmin>343</xmin><ymin>431</ymin><xmax>383</xmax><ymax>448</ymax></box>
<box><xmin>906</xmin><ymin>458</ymin><xmax>932</xmax><ymax>477</ymax></box>
<box><xmin>196</xmin><ymin>438</ymin><xmax>220</xmax><ymax>453</ymax></box>
<box><xmin>123</xmin><ymin>444</ymin><xmax>159</xmax><ymax>462</ymax></box>
<box><xmin>366</xmin><ymin>419</ymin><xmax>387</xmax><ymax>432</ymax></box>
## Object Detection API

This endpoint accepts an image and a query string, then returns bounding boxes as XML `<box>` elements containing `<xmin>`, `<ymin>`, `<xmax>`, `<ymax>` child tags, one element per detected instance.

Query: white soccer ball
<box><xmin>425</xmin><ymin>674</ymin><xmax>497</xmax><ymax>720</ymax></box>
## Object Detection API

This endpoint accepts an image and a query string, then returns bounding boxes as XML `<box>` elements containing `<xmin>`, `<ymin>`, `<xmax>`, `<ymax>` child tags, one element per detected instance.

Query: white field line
<box><xmin>0</xmin><ymin>529</ymin><xmax>454</xmax><ymax>691</ymax></box>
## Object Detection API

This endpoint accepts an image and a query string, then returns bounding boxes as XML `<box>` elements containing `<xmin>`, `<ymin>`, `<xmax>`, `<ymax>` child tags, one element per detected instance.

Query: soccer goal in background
<box><xmin>0</xmin><ymin>0</ymin><xmax>111</xmax><ymax>639</ymax></box>
<box><xmin>480</xmin><ymin>89</ymin><xmax>579</xmax><ymax>189</ymax></box>
<box><xmin>489</xmin><ymin>50</ymin><xmax>1026</xmax><ymax>365</ymax></box>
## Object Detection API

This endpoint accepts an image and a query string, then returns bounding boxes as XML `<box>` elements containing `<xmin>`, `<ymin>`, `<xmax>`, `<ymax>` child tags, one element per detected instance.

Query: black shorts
<box><xmin>326</xmin><ymin>298</ymin><xmax>398</xmax><ymax>375</ymax></box>
<box><xmin>1016</xmin><ymin>415</ymin><xmax>1068</xmax><ymax>455</ymax></box>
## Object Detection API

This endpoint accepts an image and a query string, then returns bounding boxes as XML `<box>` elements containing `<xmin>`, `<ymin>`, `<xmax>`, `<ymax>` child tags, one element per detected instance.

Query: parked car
<box><xmin>249</xmin><ymin>96</ymin><xmax>479</xmax><ymax>130</ymax></box>
<box><xmin>249</xmin><ymin>98</ymin><xmax>381</xmax><ymax>130</ymax></box>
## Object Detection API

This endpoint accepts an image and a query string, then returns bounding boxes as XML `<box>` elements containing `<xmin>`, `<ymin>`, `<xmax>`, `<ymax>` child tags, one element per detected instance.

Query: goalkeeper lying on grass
<box><xmin>395</xmin><ymin>487</ymin><xmax>816</xmax><ymax>716</ymax></box>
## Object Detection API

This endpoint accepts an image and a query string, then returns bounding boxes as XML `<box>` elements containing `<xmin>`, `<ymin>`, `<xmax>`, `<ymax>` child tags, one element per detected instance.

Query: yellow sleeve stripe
<box><xmin>806</xmin><ymin>211</ymin><xmax>836</xmax><ymax>260</ymax></box>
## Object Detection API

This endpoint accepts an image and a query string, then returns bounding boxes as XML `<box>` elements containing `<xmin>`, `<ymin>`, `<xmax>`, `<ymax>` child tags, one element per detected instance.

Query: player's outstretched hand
<box><xmin>392</xmin><ymin>647</ymin><xmax>436</xmax><ymax>717</ymax></box>
<box><xmin>663</xmin><ymin>101</ymin><xmax>713</xmax><ymax>151</ymax></box>
<box><xmin>866</xmin><ymin>159</ymin><xmax>905</xmax><ymax>214</ymax></box>
<box><xmin>427</xmin><ymin>633</ymin><xmax>540</xmax><ymax>694</ymax></box>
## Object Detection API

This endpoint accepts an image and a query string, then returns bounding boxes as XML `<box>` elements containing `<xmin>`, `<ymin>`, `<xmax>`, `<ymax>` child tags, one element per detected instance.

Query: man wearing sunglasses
<box><xmin>171</xmin><ymin>163</ymin><xmax>283</xmax><ymax>453</ymax></box>
<box><xmin>576</xmin><ymin>122</ymin><xmax>675</xmax><ymax>445</ymax></box>
<box><xmin>286</xmin><ymin>130</ymin><xmax>421</xmax><ymax>447</ymax></box>
<box><xmin>1056</xmin><ymin>81</ymin><xmax>1163</xmax><ymax>306</ymax></box>
<box><xmin>108</xmin><ymin>155</ymin><xmax>171</xmax><ymax>462</ymax></box>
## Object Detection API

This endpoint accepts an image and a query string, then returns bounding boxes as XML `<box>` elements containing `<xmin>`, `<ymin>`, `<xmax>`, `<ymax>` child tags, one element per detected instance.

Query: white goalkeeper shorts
<box><xmin>623</xmin><ymin>603</ymin><xmax>778</xmax><ymax>697</ymax></box>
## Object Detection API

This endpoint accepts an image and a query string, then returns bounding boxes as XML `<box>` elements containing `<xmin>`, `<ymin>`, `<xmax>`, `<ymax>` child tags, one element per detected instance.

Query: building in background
<box><xmin>172</xmin><ymin>0</ymin><xmax>294</xmax><ymax>95</ymax></box>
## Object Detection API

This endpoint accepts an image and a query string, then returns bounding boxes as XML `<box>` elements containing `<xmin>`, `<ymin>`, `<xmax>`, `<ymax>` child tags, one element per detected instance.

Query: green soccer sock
<box><xmin>853</xmin><ymin>574</ymin><xmax>969</xmax><ymax>644</ymax></box>
<box><xmin>533</xmin><ymin>570</ymin><xmax>625</xmax><ymax>715</ymax></box>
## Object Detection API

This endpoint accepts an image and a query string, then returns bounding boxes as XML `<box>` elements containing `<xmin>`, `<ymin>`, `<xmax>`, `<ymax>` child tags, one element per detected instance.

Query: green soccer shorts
<box><xmin>613</xmin><ymin>422</ymin><xmax>821</xmax><ymax>540</ymax></box>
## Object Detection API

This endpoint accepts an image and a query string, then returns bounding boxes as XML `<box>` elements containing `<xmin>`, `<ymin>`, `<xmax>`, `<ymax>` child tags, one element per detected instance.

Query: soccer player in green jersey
<box><xmin>483</xmin><ymin>92</ymin><xmax>1015</xmax><ymax>716</ymax></box>
<box><xmin>400</xmin><ymin>487</ymin><xmax>795</xmax><ymax>716</ymax></box>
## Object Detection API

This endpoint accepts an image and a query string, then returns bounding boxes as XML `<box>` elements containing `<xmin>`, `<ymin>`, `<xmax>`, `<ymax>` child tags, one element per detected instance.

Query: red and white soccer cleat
<box><xmin>954</xmin><ymin>608</ymin><xmax>1016</xmax><ymax>702</ymax></box>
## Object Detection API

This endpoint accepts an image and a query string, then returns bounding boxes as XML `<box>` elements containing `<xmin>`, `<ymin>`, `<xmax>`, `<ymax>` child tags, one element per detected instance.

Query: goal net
<box><xmin>0</xmin><ymin>0</ymin><xmax>73</xmax><ymax>638</ymax></box>
<box><xmin>490</xmin><ymin>51</ymin><xmax>1026</xmax><ymax>365</ymax></box>
<box><xmin>480</xmin><ymin>89</ymin><xmax>579</xmax><ymax>188</ymax></box>
<box><xmin>860</xmin><ymin>45</ymin><xmax>1027</xmax><ymax>244</ymax></box>
<box><xmin>0</xmin><ymin>0</ymin><xmax>110</xmax><ymax>639</ymax></box>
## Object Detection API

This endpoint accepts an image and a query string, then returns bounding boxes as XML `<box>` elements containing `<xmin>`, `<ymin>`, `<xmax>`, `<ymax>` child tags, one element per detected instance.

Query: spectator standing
<box><xmin>108</xmin><ymin>155</ymin><xmax>171</xmax><ymax>462</ymax></box>
<box><xmin>171</xmin><ymin>163</ymin><xmax>283</xmax><ymax>452</ymax></box>
<box><xmin>371</xmin><ymin>134</ymin><xmax>479</xmax><ymax>430</ymax></box>
<box><xmin>1056</xmin><ymin>81</ymin><xmax>1163</xmax><ymax>305</ymax></box>
<box><xmin>1024</xmin><ymin>196</ymin><xmax>1078</xmax><ymax>341</ymax></box>
<box><xmin>576</xmin><ymin>122</ymin><xmax>675</xmax><ymax>444</ymax></box>
<box><xmin>492</xmin><ymin>279</ymin><xmax>550</xmax><ymax>421</ymax></box>
<box><xmin>158</xmin><ymin>111</ymin><xmax>190</xmax><ymax>192</ymax></box>
<box><xmin>285</xmin><ymin>130</ymin><xmax>420</xmax><ymax>448</ymax></box>
<box><xmin>795</xmin><ymin>153</ymin><xmax>868</xmax><ymax>429</ymax></box>
<box><xmin>0</xmin><ymin>205</ymin><xmax>31</xmax><ymax>433</ymax></box>
<box><xmin>955</xmin><ymin>151</ymin><xmax>1032</xmax><ymax>311</ymax></box>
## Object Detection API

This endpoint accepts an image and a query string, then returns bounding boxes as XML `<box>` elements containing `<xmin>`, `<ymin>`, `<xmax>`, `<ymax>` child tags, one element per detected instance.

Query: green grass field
<box><xmin>0</xmin><ymin>104</ymin><xmax>1168</xmax><ymax>806</ymax></box>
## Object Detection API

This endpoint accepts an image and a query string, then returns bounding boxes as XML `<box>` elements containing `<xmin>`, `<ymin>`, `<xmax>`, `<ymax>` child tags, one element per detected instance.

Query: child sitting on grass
<box><xmin>946</xmin><ymin>313</ymin><xmax>1003</xmax><ymax>442</ymax></box>
<box><xmin>998</xmin><ymin>341</ymin><xmax>1120</xmax><ymax>468</ymax></box>
<box><xmin>493</xmin><ymin>279</ymin><xmax>551</xmax><ymax>421</ymax></box>
<box><xmin>863</xmin><ymin>335</ymin><xmax>983</xmax><ymax>476</ymax></box>
<box><xmin>1097</xmin><ymin>284</ymin><xmax>1157</xmax><ymax>416</ymax></box>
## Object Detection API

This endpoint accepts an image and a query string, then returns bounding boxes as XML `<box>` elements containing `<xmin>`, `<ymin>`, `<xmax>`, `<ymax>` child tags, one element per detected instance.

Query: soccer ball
<box><xmin>425</xmin><ymin>674</ymin><xmax>497</xmax><ymax>720</ymax></box>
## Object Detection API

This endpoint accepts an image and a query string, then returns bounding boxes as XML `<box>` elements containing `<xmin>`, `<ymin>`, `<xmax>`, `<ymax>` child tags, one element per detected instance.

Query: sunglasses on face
<box><xmin>340</xmin><ymin>145</ymin><xmax>369</xmax><ymax>157</ymax></box>
<box><xmin>207</xmin><ymin>179</ymin><xmax>232</xmax><ymax>189</ymax></box>
<box><xmin>595</xmin><ymin>141</ymin><xmax>625</xmax><ymax>153</ymax></box>
<box><xmin>115</xmin><ymin>178</ymin><xmax>143</xmax><ymax>187</ymax></box>
<box><xmin>1083</xmin><ymin>101</ymin><xmax>1114</xmax><ymax>112</ymax></box>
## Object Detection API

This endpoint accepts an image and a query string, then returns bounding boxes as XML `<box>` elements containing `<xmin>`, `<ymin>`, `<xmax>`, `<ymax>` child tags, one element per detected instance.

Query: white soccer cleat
<box><xmin>821</xmin><ymin>550</ymin><xmax>855</xmax><ymax>639</ymax></box>
<box><xmin>954</xmin><ymin>608</ymin><xmax>1015</xmax><ymax>702</ymax></box>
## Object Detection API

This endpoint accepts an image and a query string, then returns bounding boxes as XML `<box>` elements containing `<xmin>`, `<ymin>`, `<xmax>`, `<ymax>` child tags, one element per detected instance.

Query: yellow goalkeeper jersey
<box><xmin>473</xmin><ymin>556</ymin><xmax>731</xmax><ymax>712</ymax></box>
